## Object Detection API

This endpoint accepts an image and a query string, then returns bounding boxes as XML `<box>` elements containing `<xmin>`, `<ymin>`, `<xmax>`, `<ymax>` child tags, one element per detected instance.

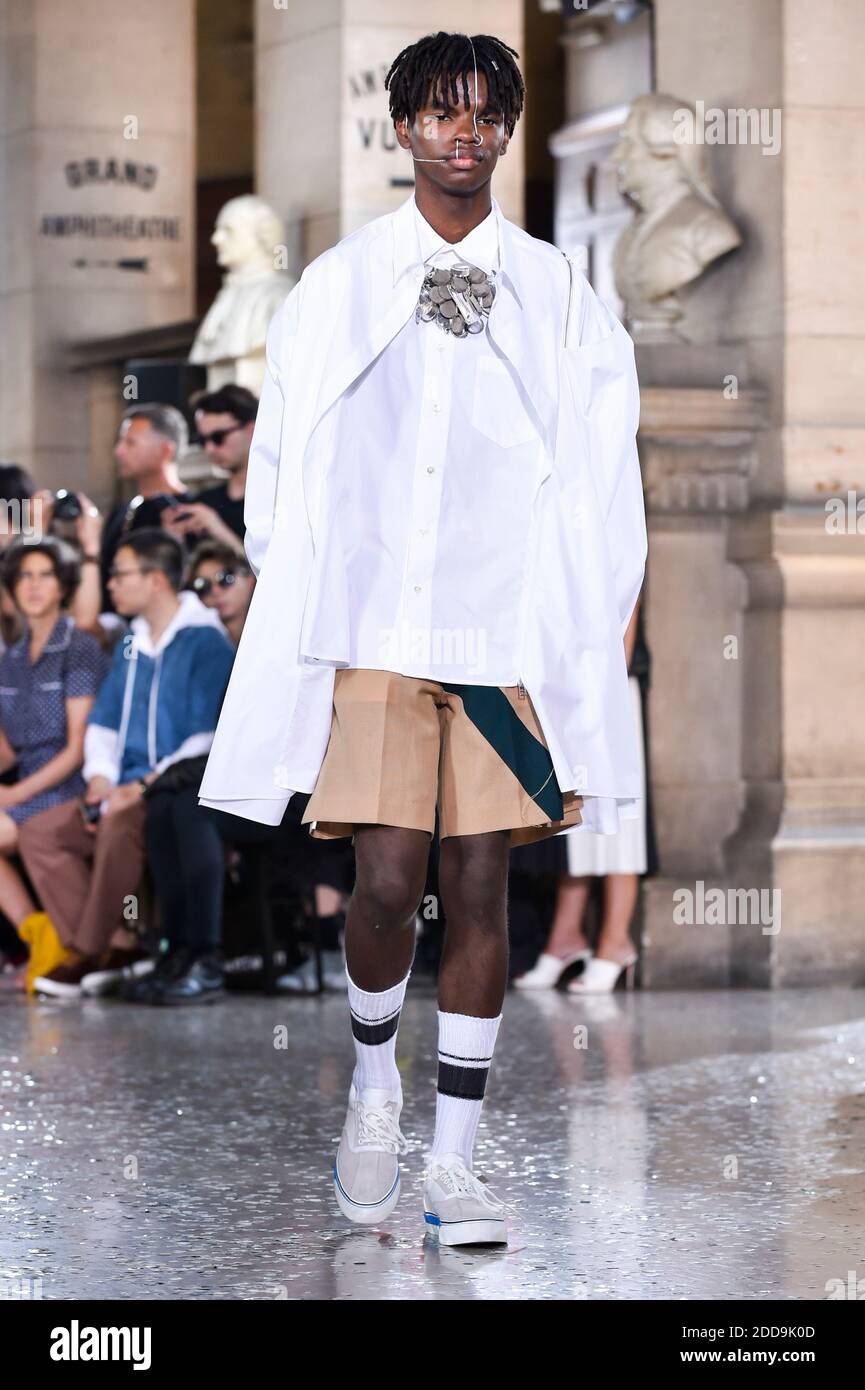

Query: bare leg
<box><xmin>437</xmin><ymin>829</ymin><xmax>510</xmax><ymax>1016</ymax></box>
<box><xmin>0</xmin><ymin>819</ymin><xmax>37</xmax><ymax>926</ymax></box>
<box><xmin>545</xmin><ymin>873</ymin><xmax>593</xmax><ymax>956</ymax></box>
<box><xmin>343</xmin><ymin>824</ymin><xmax>430</xmax><ymax>991</ymax></box>
<box><xmin>594</xmin><ymin>872</ymin><xmax>639</xmax><ymax>964</ymax></box>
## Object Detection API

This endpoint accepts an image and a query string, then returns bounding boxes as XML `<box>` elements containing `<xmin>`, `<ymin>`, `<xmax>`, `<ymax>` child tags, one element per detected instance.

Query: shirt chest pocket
<box><xmin>471</xmin><ymin>357</ymin><xmax>539</xmax><ymax>449</ymax></box>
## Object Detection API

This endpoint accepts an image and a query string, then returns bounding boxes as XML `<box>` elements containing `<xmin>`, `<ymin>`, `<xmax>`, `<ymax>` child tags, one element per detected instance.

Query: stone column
<box><xmin>0</xmin><ymin>0</ymin><xmax>195</xmax><ymax>496</ymax></box>
<box><xmin>255</xmin><ymin>1</ymin><xmax>524</xmax><ymax>274</ymax></box>
<box><xmin>640</xmin><ymin>0</ymin><xmax>865</xmax><ymax>985</ymax></box>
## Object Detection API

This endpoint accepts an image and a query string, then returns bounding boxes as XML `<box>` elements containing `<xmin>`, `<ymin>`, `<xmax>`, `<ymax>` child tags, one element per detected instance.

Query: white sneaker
<box><xmin>422</xmin><ymin>1152</ymin><xmax>510</xmax><ymax>1246</ymax></box>
<box><xmin>333</xmin><ymin>1082</ymin><xmax>408</xmax><ymax>1225</ymax></box>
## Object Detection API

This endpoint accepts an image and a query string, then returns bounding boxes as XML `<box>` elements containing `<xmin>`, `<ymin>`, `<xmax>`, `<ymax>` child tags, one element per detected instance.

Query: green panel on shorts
<box><xmin>439</xmin><ymin>682</ymin><xmax>564</xmax><ymax>823</ymax></box>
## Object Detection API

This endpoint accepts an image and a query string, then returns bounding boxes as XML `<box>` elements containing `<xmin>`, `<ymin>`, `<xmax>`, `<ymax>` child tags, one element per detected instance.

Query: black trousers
<box><xmin>145</xmin><ymin>786</ymin><xmax>224</xmax><ymax>952</ymax></box>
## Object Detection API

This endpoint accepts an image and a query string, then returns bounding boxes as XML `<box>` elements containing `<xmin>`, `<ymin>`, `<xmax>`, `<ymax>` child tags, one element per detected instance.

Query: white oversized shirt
<box><xmin>197</xmin><ymin>190</ymin><xmax>647</xmax><ymax>837</ymax></box>
<box><xmin>297</xmin><ymin>199</ymin><xmax>548</xmax><ymax>684</ymax></box>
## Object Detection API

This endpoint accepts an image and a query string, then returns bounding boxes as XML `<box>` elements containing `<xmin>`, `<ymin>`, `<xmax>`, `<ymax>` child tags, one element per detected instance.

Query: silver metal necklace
<box><xmin>415</xmin><ymin>262</ymin><xmax>497</xmax><ymax>337</ymax></box>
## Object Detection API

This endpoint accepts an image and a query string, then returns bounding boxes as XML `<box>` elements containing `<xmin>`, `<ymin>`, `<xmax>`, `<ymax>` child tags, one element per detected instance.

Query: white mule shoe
<box><xmin>512</xmin><ymin>949</ymin><xmax>591</xmax><ymax>990</ymax></box>
<box><xmin>566</xmin><ymin>953</ymin><xmax>638</xmax><ymax>994</ymax></box>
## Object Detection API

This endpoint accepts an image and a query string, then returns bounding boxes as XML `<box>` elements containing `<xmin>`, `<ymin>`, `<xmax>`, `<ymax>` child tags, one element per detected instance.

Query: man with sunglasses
<box><xmin>188</xmin><ymin>541</ymin><xmax>255</xmax><ymax>648</ymax></box>
<box><xmin>160</xmin><ymin>385</ymin><xmax>258</xmax><ymax>558</ymax></box>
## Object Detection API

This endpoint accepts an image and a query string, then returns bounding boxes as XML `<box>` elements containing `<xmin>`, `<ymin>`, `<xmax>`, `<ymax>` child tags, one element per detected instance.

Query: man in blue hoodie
<box><xmin>21</xmin><ymin>529</ymin><xmax>235</xmax><ymax>1001</ymax></box>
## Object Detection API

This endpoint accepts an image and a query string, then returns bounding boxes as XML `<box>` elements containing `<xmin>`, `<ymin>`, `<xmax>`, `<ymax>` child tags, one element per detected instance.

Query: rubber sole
<box><xmin>32</xmin><ymin>979</ymin><xmax>82</xmax><ymax>1000</ymax></box>
<box><xmin>333</xmin><ymin>1159</ymin><xmax>401</xmax><ymax>1225</ymax></box>
<box><xmin>424</xmin><ymin>1211</ymin><xmax>508</xmax><ymax>1246</ymax></box>
<box><xmin>80</xmin><ymin>959</ymin><xmax>155</xmax><ymax>997</ymax></box>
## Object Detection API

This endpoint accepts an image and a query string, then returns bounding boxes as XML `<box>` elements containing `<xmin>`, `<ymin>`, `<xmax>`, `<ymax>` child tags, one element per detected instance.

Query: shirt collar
<box><xmin>393</xmin><ymin>193</ymin><xmax>505</xmax><ymax>288</ymax></box>
<box><xmin>12</xmin><ymin>613</ymin><xmax>72</xmax><ymax>661</ymax></box>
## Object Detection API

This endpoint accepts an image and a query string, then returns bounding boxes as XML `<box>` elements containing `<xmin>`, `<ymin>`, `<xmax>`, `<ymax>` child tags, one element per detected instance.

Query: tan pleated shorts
<box><xmin>301</xmin><ymin>668</ymin><xmax>583</xmax><ymax>847</ymax></box>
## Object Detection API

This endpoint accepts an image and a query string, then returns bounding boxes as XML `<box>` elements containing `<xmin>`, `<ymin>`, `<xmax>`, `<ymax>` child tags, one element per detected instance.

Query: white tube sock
<box><xmin>429</xmin><ymin>1010</ymin><xmax>503</xmax><ymax>1169</ymax></box>
<box><xmin>346</xmin><ymin>965</ymin><xmax>411</xmax><ymax>1099</ymax></box>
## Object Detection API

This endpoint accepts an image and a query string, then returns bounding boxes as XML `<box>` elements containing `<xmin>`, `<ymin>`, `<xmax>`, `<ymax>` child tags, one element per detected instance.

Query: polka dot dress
<box><xmin>0</xmin><ymin>615</ymin><xmax>109</xmax><ymax>825</ymax></box>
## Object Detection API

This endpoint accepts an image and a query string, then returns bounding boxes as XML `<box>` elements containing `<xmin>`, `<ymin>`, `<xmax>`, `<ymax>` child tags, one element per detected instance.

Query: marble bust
<box><xmin>190</xmin><ymin>195</ymin><xmax>295</xmax><ymax>392</ymax></box>
<box><xmin>612</xmin><ymin>94</ymin><xmax>742</xmax><ymax>341</ymax></box>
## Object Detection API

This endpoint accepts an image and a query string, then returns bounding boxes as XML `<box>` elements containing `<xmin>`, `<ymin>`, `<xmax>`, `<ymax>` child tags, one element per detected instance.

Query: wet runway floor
<box><xmin>1</xmin><ymin>982</ymin><xmax>864</xmax><ymax>1300</ymax></box>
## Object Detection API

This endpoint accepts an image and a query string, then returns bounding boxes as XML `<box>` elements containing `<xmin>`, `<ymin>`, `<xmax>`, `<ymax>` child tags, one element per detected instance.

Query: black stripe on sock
<box><xmin>437</xmin><ymin>1059</ymin><xmax>490</xmax><ymax>1101</ymax></box>
<box><xmin>351</xmin><ymin>1009</ymin><xmax>401</xmax><ymax>1046</ymax></box>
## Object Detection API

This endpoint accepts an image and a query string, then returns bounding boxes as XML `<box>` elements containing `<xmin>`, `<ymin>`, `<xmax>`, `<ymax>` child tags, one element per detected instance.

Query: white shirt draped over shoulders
<box><xmin>198</xmin><ymin>192</ymin><xmax>647</xmax><ymax>836</ymax></box>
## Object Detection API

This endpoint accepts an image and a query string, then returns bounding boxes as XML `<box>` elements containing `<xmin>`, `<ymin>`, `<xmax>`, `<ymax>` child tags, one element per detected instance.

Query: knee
<box><xmin>355</xmin><ymin>861</ymin><xmax>424</xmax><ymax>930</ymax></box>
<box><xmin>0</xmin><ymin>813</ymin><xmax>19</xmax><ymax>854</ymax></box>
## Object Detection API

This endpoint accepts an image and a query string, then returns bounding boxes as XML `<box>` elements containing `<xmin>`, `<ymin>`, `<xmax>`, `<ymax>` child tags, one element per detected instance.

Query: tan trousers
<box><xmin>18</xmin><ymin>798</ymin><xmax>146</xmax><ymax>957</ymax></box>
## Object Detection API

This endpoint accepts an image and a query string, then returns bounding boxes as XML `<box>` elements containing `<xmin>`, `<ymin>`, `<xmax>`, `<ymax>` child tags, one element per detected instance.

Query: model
<box><xmin>199</xmin><ymin>30</ymin><xmax>647</xmax><ymax>1246</ymax></box>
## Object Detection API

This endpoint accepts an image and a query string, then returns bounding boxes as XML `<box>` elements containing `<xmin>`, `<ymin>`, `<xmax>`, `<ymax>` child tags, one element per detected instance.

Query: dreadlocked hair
<box><xmin>385</xmin><ymin>32</ymin><xmax>525</xmax><ymax>138</ymax></box>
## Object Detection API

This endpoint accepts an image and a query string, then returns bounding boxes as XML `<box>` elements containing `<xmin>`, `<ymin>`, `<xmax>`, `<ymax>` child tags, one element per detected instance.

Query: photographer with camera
<box><xmin>29</xmin><ymin>485</ymin><xmax>127</xmax><ymax>650</ymax></box>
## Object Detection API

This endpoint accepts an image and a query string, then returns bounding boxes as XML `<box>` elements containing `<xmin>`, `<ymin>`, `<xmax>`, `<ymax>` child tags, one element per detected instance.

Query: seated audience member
<box><xmin>19</xmin><ymin>529</ymin><xmax>234</xmax><ymax>1001</ymax></box>
<box><xmin>0</xmin><ymin>538</ymin><xmax>109</xmax><ymax>957</ymax></box>
<box><xmin>187</xmin><ymin>542</ymin><xmax>254</xmax><ymax>647</ymax></box>
<box><xmin>161</xmin><ymin>384</ymin><xmax>257</xmax><ymax>556</ymax></box>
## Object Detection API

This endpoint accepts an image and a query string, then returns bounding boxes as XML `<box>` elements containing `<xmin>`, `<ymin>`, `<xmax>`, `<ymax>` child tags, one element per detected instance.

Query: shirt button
<box><xmin>419</xmin><ymin>527</ymin><xmax>428</xmax><ymax>535</ymax></box>
<box><xmin>431</xmin><ymin>403</ymin><xmax>440</xmax><ymax>413</ymax></box>
<box><xmin>414</xmin><ymin>585</ymin><xmax>422</xmax><ymax>593</ymax></box>
<box><xmin>426</xmin><ymin>466</ymin><xmax>435</xmax><ymax>474</ymax></box>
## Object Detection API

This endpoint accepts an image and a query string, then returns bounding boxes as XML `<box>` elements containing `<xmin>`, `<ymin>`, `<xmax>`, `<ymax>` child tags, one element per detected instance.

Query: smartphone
<box><xmin>80</xmin><ymin>799</ymin><xmax>101</xmax><ymax>826</ymax></box>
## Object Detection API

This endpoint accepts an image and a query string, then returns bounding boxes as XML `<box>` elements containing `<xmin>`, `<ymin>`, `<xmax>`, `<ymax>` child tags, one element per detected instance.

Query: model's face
<box><xmin>395</xmin><ymin>70</ymin><xmax>508</xmax><ymax>196</ymax></box>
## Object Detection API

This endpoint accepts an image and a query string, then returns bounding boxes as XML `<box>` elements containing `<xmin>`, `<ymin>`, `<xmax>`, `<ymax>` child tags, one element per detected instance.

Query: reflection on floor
<box><xmin>1</xmin><ymin>983</ymin><xmax>863</xmax><ymax>1300</ymax></box>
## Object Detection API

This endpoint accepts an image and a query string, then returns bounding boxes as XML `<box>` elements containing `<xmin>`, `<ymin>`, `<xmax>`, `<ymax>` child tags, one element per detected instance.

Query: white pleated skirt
<box><xmin>566</xmin><ymin>674</ymin><xmax>647</xmax><ymax>877</ymax></box>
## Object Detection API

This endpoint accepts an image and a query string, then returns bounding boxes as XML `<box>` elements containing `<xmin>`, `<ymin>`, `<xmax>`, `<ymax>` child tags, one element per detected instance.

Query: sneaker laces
<box><xmin>356</xmin><ymin>1098</ymin><xmax>409</xmax><ymax>1155</ymax></box>
<box><xmin>424</xmin><ymin>1157</ymin><xmax>515</xmax><ymax>1213</ymax></box>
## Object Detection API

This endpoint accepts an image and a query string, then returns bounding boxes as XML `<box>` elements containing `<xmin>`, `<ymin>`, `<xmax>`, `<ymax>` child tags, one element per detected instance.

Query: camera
<box><xmin>53</xmin><ymin>489</ymin><xmax>82</xmax><ymax>522</ymax></box>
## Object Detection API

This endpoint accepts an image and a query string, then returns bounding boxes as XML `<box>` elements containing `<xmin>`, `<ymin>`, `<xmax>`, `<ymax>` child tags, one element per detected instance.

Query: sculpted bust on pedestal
<box><xmin>612</xmin><ymin>95</ymin><xmax>742</xmax><ymax>341</ymax></box>
<box><xmin>190</xmin><ymin>195</ymin><xmax>295</xmax><ymax>393</ymax></box>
